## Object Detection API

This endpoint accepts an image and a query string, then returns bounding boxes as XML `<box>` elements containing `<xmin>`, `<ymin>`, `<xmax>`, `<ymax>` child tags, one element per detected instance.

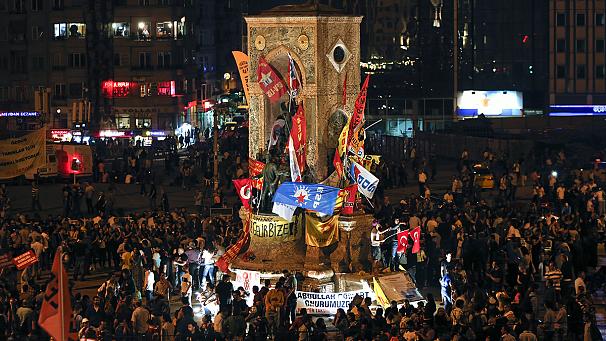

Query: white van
<box><xmin>25</xmin><ymin>143</ymin><xmax>58</xmax><ymax>181</ymax></box>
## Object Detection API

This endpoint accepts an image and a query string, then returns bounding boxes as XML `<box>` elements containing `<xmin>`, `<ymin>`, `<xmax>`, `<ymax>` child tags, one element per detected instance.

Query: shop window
<box><xmin>53</xmin><ymin>23</ymin><xmax>67</xmax><ymax>39</ymax></box>
<box><xmin>111</xmin><ymin>22</ymin><xmax>130</xmax><ymax>37</ymax></box>
<box><xmin>68</xmin><ymin>23</ymin><xmax>86</xmax><ymax>38</ymax></box>
<box><xmin>136</xmin><ymin>118</ymin><xmax>151</xmax><ymax>128</ymax></box>
<box><xmin>136</xmin><ymin>21</ymin><xmax>151</xmax><ymax>40</ymax></box>
<box><xmin>156</xmin><ymin>21</ymin><xmax>173</xmax><ymax>39</ymax></box>
<box><xmin>116</xmin><ymin>116</ymin><xmax>130</xmax><ymax>129</ymax></box>
<box><xmin>157</xmin><ymin>81</ymin><xmax>175</xmax><ymax>96</ymax></box>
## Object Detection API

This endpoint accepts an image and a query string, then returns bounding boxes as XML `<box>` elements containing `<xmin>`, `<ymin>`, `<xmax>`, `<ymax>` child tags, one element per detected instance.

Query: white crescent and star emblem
<box><xmin>240</xmin><ymin>184</ymin><xmax>251</xmax><ymax>200</ymax></box>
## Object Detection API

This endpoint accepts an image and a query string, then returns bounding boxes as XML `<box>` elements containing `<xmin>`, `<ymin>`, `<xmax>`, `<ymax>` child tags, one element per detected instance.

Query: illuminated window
<box><xmin>53</xmin><ymin>23</ymin><xmax>67</xmax><ymax>39</ymax></box>
<box><xmin>157</xmin><ymin>81</ymin><xmax>175</xmax><ymax>96</ymax></box>
<box><xmin>177</xmin><ymin>17</ymin><xmax>185</xmax><ymax>38</ymax></box>
<box><xmin>136</xmin><ymin>21</ymin><xmax>151</xmax><ymax>40</ymax></box>
<box><xmin>67</xmin><ymin>23</ymin><xmax>86</xmax><ymax>38</ymax></box>
<box><xmin>116</xmin><ymin>116</ymin><xmax>130</xmax><ymax>129</ymax></box>
<box><xmin>156</xmin><ymin>21</ymin><xmax>173</xmax><ymax>39</ymax></box>
<box><xmin>111</xmin><ymin>22</ymin><xmax>130</xmax><ymax>37</ymax></box>
<box><xmin>136</xmin><ymin>118</ymin><xmax>151</xmax><ymax>128</ymax></box>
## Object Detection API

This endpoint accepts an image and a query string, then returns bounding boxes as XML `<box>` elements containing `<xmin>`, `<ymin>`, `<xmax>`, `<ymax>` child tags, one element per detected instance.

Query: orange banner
<box><xmin>232</xmin><ymin>51</ymin><xmax>251</xmax><ymax>106</ymax></box>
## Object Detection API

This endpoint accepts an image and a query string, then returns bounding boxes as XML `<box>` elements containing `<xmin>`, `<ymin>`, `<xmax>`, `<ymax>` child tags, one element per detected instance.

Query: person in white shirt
<box><xmin>143</xmin><ymin>266</ymin><xmax>155</xmax><ymax>303</ymax></box>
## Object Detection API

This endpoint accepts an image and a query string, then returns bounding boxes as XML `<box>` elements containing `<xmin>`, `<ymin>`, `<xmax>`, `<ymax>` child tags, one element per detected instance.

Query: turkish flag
<box><xmin>397</xmin><ymin>230</ymin><xmax>409</xmax><ymax>253</ymax></box>
<box><xmin>411</xmin><ymin>226</ymin><xmax>422</xmax><ymax>254</ymax></box>
<box><xmin>38</xmin><ymin>249</ymin><xmax>76</xmax><ymax>341</ymax></box>
<box><xmin>257</xmin><ymin>56</ymin><xmax>288</xmax><ymax>103</ymax></box>
<box><xmin>342</xmin><ymin>184</ymin><xmax>357</xmax><ymax>215</ymax></box>
<box><xmin>233</xmin><ymin>178</ymin><xmax>252</xmax><ymax>208</ymax></box>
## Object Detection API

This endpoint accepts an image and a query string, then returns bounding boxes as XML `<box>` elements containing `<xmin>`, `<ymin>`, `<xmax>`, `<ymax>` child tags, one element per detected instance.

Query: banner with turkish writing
<box><xmin>397</xmin><ymin>230</ymin><xmax>409</xmax><ymax>253</ymax></box>
<box><xmin>12</xmin><ymin>250</ymin><xmax>38</xmax><ymax>270</ymax></box>
<box><xmin>257</xmin><ymin>56</ymin><xmax>288</xmax><ymax>103</ymax></box>
<box><xmin>233</xmin><ymin>178</ymin><xmax>252</xmax><ymax>209</ymax></box>
<box><xmin>341</xmin><ymin>184</ymin><xmax>358</xmax><ymax>215</ymax></box>
<box><xmin>410</xmin><ymin>226</ymin><xmax>421</xmax><ymax>254</ymax></box>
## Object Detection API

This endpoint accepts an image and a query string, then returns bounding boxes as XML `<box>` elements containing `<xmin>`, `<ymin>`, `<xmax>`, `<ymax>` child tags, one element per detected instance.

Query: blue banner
<box><xmin>273</xmin><ymin>182</ymin><xmax>340</xmax><ymax>216</ymax></box>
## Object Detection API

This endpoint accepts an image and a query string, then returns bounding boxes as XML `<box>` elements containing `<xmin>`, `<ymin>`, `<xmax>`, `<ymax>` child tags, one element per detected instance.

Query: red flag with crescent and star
<box><xmin>411</xmin><ymin>226</ymin><xmax>422</xmax><ymax>253</ymax></box>
<box><xmin>233</xmin><ymin>178</ymin><xmax>252</xmax><ymax>209</ymax></box>
<box><xmin>397</xmin><ymin>230</ymin><xmax>409</xmax><ymax>253</ymax></box>
<box><xmin>257</xmin><ymin>56</ymin><xmax>288</xmax><ymax>103</ymax></box>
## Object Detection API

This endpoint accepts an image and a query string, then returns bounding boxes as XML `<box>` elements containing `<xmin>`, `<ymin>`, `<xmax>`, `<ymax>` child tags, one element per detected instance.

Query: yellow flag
<box><xmin>337</xmin><ymin>114</ymin><xmax>351</xmax><ymax>158</ymax></box>
<box><xmin>373</xmin><ymin>277</ymin><xmax>390</xmax><ymax>308</ymax></box>
<box><xmin>305</xmin><ymin>213</ymin><xmax>340</xmax><ymax>247</ymax></box>
<box><xmin>232</xmin><ymin>51</ymin><xmax>251</xmax><ymax>106</ymax></box>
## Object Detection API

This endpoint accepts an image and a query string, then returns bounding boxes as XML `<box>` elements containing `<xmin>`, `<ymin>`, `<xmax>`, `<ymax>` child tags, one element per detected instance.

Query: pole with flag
<box><xmin>39</xmin><ymin>247</ymin><xmax>75</xmax><ymax>341</ymax></box>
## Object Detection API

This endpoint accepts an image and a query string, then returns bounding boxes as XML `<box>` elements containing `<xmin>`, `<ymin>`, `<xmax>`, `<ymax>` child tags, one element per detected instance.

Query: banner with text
<box><xmin>296</xmin><ymin>290</ymin><xmax>373</xmax><ymax>315</ymax></box>
<box><xmin>250</xmin><ymin>214</ymin><xmax>301</xmax><ymax>243</ymax></box>
<box><xmin>0</xmin><ymin>128</ymin><xmax>46</xmax><ymax>179</ymax></box>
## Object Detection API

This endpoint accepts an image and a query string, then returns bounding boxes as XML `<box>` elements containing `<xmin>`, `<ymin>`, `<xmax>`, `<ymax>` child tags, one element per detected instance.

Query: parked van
<box><xmin>24</xmin><ymin>143</ymin><xmax>58</xmax><ymax>181</ymax></box>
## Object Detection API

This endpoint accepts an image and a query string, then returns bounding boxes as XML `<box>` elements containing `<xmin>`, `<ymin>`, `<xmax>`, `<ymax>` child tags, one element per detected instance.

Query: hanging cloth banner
<box><xmin>233</xmin><ymin>178</ymin><xmax>252</xmax><ymax>209</ymax></box>
<box><xmin>250</xmin><ymin>214</ymin><xmax>301</xmax><ymax>242</ymax></box>
<box><xmin>0</xmin><ymin>128</ymin><xmax>46</xmax><ymax>179</ymax></box>
<box><xmin>289</xmin><ymin>105</ymin><xmax>306</xmax><ymax>181</ymax></box>
<box><xmin>305</xmin><ymin>213</ymin><xmax>340</xmax><ymax>247</ymax></box>
<box><xmin>341</xmin><ymin>184</ymin><xmax>358</xmax><ymax>216</ymax></box>
<box><xmin>232</xmin><ymin>51</ymin><xmax>251</xmax><ymax>105</ymax></box>
<box><xmin>347</xmin><ymin>75</ymin><xmax>370</xmax><ymax>157</ymax></box>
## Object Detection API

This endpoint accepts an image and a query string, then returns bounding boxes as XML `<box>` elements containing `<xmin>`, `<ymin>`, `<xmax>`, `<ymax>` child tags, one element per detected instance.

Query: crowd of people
<box><xmin>0</xmin><ymin>136</ymin><xmax>605</xmax><ymax>340</ymax></box>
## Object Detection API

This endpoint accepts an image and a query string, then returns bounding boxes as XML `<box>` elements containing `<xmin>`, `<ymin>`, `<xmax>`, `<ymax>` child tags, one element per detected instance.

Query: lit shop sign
<box><xmin>0</xmin><ymin>111</ymin><xmax>40</xmax><ymax>117</ymax></box>
<box><xmin>145</xmin><ymin>130</ymin><xmax>167</xmax><ymax>137</ymax></box>
<box><xmin>457</xmin><ymin>90</ymin><xmax>523</xmax><ymax>117</ymax></box>
<box><xmin>102</xmin><ymin>80</ymin><xmax>136</xmax><ymax>98</ymax></box>
<box><xmin>549</xmin><ymin>105</ymin><xmax>606</xmax><ymax>116</ymax></box>
<box><xmin>50</xmin><ymin>130</ymin><xmax>71</xmax><ymax>138</ymax></box>
<box><xmin>98</xmin><ymin>130</ymin><xmax>132</xmax><ymax>138</ymax></box>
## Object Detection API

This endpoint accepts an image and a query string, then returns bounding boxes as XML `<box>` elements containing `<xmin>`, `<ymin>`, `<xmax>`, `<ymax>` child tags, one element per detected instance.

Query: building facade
<box><xmin>0</xmin><ymin>0</ymin><xmax>200</xmax><ymax>133</ymax></box>
<box><xmin>549</xmin><ymin>0</ymin><xmax>606</xmax><ymax>109</ymax></box>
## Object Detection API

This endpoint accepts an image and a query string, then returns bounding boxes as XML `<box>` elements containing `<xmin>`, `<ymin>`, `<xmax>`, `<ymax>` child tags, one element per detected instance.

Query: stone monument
<box><xmin>245</xmin><ymin>2</ymin><xmax>363</xmax><ymax>180</ymax></box>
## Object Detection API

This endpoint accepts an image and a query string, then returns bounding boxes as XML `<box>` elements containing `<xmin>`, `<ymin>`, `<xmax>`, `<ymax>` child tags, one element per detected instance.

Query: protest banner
<box><xmin>0</xmin><ymin>254</ymin><xmax>13</xmax><ymax>270</ymax></box>
<box><xmin>12</xmin><ymin>250</ymin><xmax>38</xmax><ymax>270</ymax></box>
<box><xmin>250</xmin><ymin>214</ymin><xmax>301</xmax><ymax>243</ymax></box>
<box><xmin>0</xmin><ymin>128</ymin><xmax>46</xmax><ymax>179</ymax></box>
<box><xmin>295</xmin><ymin>290</ymin><xmax>373</xmax><ymax>315</ymax></box>
<box><xmin>305</xmin><ymin>213</ymin><xmax>340</xmax><ymax>247</ymax></box>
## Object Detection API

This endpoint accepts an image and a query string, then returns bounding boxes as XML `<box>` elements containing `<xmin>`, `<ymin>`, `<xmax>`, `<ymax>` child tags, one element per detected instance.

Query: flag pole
<box><xmin>58</xmin><ymin>247</ymin><xmax>66</xmax><ymax>341</ymax></box>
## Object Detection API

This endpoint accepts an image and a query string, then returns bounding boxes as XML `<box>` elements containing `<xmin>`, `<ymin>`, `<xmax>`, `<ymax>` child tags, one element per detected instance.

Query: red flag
<box><xmin>411</xmin><ymin>226</ymin><xmax>421</xmax><ymax>253</ymax></box>
<box><xmin>347</xmin><ymin>75</ymin><xmax>370</xmax><ymax>156</ymax></box>
<box><xmin>342</xmin><ymin>72</ymin><xmax>348</xmax><ymax>108</ymax></box>
<box><xmin>289</xmin><ymin>105</ymin><xmax>306</xmax><ymax>181</ymax></box>
<box><xmin>233</xmin><ymin>178</ymin><xmax>252</xmax><ymax>208</ymax></box>
<box><xmin>333</xmin><ymin>149</ymin><xmax>343</xmax><ymax>178</ymax></box>
<box><xmin>397</xmin><ymin>230</ymin><xmax>409</xmax><ymax>253</ymax></box>
<box><xmin>342</xmin><ymin>184</ymin><xmax>358</xmax><ymax>215</ymax></box>
<box><xmin>248</xmin><ymin>158</ymin><xmax>265</xmax><ymax>190</ymax></box>
<box><xmin>257</xmin><ymin>56</ymin><xmax>288</xmax><ymax>103</ymax></box>
<box><xmin>216</xmin><ymin>208</ymin><xmax>252</xmax><ymax>272</ymax></box>
<box><xmin>39</xmin><ymin>249</ymin><xmax>76</xmax><ymax>341</ymax></box>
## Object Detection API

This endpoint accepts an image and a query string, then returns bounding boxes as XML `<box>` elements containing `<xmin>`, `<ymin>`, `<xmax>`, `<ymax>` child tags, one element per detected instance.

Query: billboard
<box><xmin>549</xmin><ymin>105</ymin><xmax>606</xmax><ymax>116</ymax></box>
<box><xmin>457</xmin><ymin>90</ymin><xmax>523</xmax><ymax>117</ymax></box>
